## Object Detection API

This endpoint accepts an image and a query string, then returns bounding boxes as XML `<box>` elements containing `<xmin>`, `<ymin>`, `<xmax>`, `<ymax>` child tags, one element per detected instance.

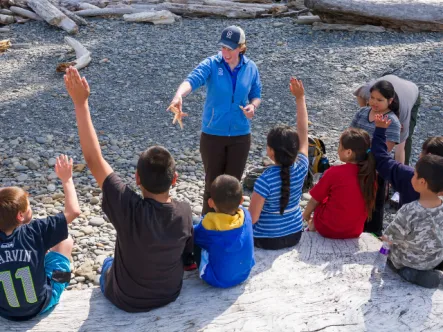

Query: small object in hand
<box><xmin>168</xmin><ymin>105</ymin><xmax>187</xmax><ymax>129</ymax></box>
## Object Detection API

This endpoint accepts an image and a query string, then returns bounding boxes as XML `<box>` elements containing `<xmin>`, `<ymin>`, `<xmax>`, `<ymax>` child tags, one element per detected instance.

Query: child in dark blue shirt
<box><xmin>372</xmin><ymin>114</ymin><xmax>443</xmax><ymax>207</ymax></box>
<box><xmin>0</xmin><ymin>155</ymin><xmax>80</xmax><ymax>321</ymax></box>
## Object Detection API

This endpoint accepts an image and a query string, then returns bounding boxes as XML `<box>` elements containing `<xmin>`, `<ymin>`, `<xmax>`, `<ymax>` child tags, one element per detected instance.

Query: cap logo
<box><xmin>226</xmin><ymin>30</ymin><xmax>233</xmax><ymax>39</ymax></box>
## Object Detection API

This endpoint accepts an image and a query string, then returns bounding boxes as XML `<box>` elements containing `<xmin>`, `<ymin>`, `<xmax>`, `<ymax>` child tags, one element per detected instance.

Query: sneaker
<box><xmin>398</xmin><ymin>267</ymin><xmax>441</xmax><ymax>289</ymax></box>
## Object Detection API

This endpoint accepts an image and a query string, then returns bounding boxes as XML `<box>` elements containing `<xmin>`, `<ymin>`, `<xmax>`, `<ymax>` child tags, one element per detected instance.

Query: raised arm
<box><xmin>64</xmin><ymin>67</ymin><xmax>113</xmax><ymax>189</ymax></box>
<box><xmin>55</xmin><ymin>154</ymin><xmax>81</xmax><ymax>224</ymax></box>
<box><xmin>289</xmin><ymin>77</ymin><xmax>309</xmax><ymax>157</ymax></box>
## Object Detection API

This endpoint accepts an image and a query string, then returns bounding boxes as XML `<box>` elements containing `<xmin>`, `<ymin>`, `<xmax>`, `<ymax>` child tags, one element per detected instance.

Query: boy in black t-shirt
<box><xmin>0</xmin><ymin>155</ymin><xmax>81</xmax><ymax>321</ymax></box>
<box><xmin>64</xmin><ymin>67</ymin><xmax>194</xmax><ymax>312</ymax></box>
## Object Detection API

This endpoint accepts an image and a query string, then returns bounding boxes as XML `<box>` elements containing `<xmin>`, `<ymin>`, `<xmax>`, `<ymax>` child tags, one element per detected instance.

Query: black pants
<box><xmin>254</xmin><ymin>231</ymin><xmax>302</xmax><ymax>250</ymax></box>
<box><xmin>405</xmin><ymin>93</ymin><xmax>421</xmax><ymax>166</ymax></box>
<box><xmin>364</xmin><ymin>175</ymin><xmax>386</xmax><ymax>236</ymax></box>
<box><xmin>200</xmin><ymin>133</ymin><xmax>251</xmax><ymax>215</ymax></box>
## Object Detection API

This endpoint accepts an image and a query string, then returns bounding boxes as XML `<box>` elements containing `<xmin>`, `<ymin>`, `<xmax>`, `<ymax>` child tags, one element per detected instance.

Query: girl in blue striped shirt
<box><xmin>248</xmin><ymin>78</ymin><xmax>309</xmax><ymax>250</ymax></box>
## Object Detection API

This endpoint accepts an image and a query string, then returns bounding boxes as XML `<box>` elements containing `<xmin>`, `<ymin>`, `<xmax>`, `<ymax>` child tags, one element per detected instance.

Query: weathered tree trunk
<box><xmin>312</xmin><ymin>22</ymin><xmax>386</xmax><ymax>32</ymax></box>
<box><xmin>60</xmin><ymin>6</ymin><xmax>88</xmax><ymax>25</ymax></box>
<box><xmin>28</xmin><ymin>0</ymin><xmax>79</xmax><ymax>34</ymax></box>
<box><xmin>74</xmin><ymin>7</ymin><xmax>141</xmax><ymax>16</ymax></box>
<box><xmin>7</xmin><ymin>0</ymin><xmax>28</xmax><ymax>8</ymax></box>
<box><xmin>123</xmin><ymin>10</ymin><xmax>178</xmax><ymax>24</ymax></box>
<box><xmin>304</xmin><ymin>0</ymin><xmax>443</xmax><ymax>32</ymax></box>
<box><xmin>158</xmin><ymin>3</ymin><xmax>259</xmax><ymax>18</ymax></box>
<box><xmin>9</xmin><ymin>6</ymin><xmax>42</xmax><ymax>20</ymax></box>
<box><xmin>0</xmin><ymin>13</ymin><xmax>13</xmax><ymax>24</ymax></box>
<box><xmin>202</xmin><ymin>0</ymin><xmax>287</xmax><ymax>13</ymax></box>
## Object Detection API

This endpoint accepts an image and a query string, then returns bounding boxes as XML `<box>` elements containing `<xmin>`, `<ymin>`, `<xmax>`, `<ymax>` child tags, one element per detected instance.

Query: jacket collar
<box><xmin>215</xmin><ymin>52</ymin><xmax>250</xmax><ymax>64</ymax></box>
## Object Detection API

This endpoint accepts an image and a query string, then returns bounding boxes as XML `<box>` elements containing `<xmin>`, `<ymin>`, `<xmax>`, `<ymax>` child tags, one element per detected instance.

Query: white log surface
<box><xmin>0</xmin><ymin>13</ymin><xmax>14</xmax><ymax>24</ymax></box>
<box><xmin>28</xmin><ymin>0</ymin><xmax>79</xmax><ymax>34</ymax></box>
<box><xmin>305</xmin><ymin>0</ymin><xmax>443</xmax><ymax>32</ymax></box>
<box><xmin>9</xmin><ymin>6</ymin><xmax>42</xmax><ymax>20</ymax></box>
<box><xmin>312</xmin><ymin>22</ymin><xmax>386</xmax><ymax>32</ymax></box>
<box><xmin>1</xmin><ymin>233</ymin><xmax>443</xmax><ymax>331</ymax></box>
<box><xmin>123</xmin><ymin>10</ymin><xmax>177</xmax><ymax>24</ymax></box>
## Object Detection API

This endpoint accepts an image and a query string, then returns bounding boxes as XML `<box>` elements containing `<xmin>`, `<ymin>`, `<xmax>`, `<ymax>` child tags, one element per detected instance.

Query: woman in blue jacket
<box><xmin>169</xmin><ymin>25</ymin><xmax>262</xmax><ymax>215</ymax></box>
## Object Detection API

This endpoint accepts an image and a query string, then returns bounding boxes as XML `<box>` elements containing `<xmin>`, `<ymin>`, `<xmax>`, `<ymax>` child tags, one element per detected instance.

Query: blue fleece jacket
<box><xmin>194</xmin><ymin>207</ymin><xmax>255</xmax><ymax>288</ymax></box>
<box><xmin>185</xmin><ymin>52</ymin><xmax>262</xmax><ymax>137</ymax></box>
<box><xmin>372</xmin><ymin>127</ymin><xmax>419</xmax><ymax>207</ymax></box>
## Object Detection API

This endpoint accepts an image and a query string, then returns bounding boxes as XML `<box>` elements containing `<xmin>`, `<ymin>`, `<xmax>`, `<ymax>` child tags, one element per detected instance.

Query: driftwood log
<box><xmin>0</xmin><ymin>13</ymin><xmax>13</xmax><ymax>24</ymax></box>
<box><xmin>28</xmin><ymin>0</ymin><xmax>79</xmax><ymax>34</ymax></box>
<box><xmin>57</xmin><ymin>36</ymin><xmax>91</xmax><ymax>72</ymax></box>
<box><xmin>312</xmin><ymin>22</ymin><xmax>386</xmax><ymax>32</ymax></box>
<box><xmin>295</xmin><ymin>15</ymin><xmax>321</xmax><ymax>24</ymax></box>
<box><xmin>9</xmin><ymin>6</ymin><xmax>42</xmax><ymax>20</ymax></box>
<box><xmin>6</xmin><ymin>0</ymin><xmax>28</xmax><ymax>8</ymax></box>
<box><xmin>158</xmin><ymin>3</ymin><xmax>259</xmax><ymax>18</ymax></box>
<box><xmin>59</xmin><ymin>6</ymin><xmax>88</xmax><ymax>25</ymax></box>
<box><xmin>0</xmin><ymin>27</ymin><xmax>10</xmax><ymax>32</ymax></box>
<box><xmin>123</xmin><ymin>10</ymin><xmax>177</xmax><ymax>24</ymax></box>
<box><xmin>2</xmin><ymin>233</ymin><xmax>443</xmax><ymax>331</ymax></box>
<box><xmin>304</xmin><ymin>0</ymin><xmax>443</xmax><ymax>32</ymax></box>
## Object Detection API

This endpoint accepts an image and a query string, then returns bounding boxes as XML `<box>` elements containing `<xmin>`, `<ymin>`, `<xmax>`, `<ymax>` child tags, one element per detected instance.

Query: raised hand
<box><xmin>374</xmin><ymin>114</ymin><xmax>392</xmax><ymax>128</ymax></box>
<box><xmin>64</xmin><ymin>66</ymin><xmax>90</xmax><ymax>106</ymax></box>
<box><xmin>289</xmin><ymin>77</ymin><xmax>305</xmax><ymax>99</ymax></box>
<box><xmin>55</xmin><ymin>154</ymin><xmax>74</xmax><ymax>183</ymax></box>
<box><xmin>167</xmin><ymin>95</ymin><xmax>183</xmax><ymax>114</ymax></box>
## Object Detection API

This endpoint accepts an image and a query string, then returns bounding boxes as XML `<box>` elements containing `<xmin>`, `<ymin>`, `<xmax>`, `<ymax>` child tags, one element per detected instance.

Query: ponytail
<box><xmin>357</xmin><ymin>150</ymin><xmax>378</xmax><ymax>216</ymax></box>
<box><xmin>390</xmin><ymin>93</ymin><xmax>400</xmax><ymax>119</ymax></box>
<box><xmin>279</xmin><ymin>165</ymin><xmax>291</xmax><ymax>215</ymax></box>
<box><xmin>340</xmin><ymin>128</ymin><xmax>378</xmax><ymax>216</ymax></box>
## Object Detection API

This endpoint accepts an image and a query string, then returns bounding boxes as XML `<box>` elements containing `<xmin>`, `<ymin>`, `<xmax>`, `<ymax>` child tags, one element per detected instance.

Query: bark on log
<box><xmin>123</xmin><ymin>10</ymin><xmax>177</xmax><ymax>24</ymax></box>
<box><xmin>57</xmin><ymin>36</ymin><xmax>91</xmax><ymax>72</ymax></box>
<box><xmin>312</xmin><ymin>22</ymin><xmax>386</xmax><ymax>32</ymax></box>
<box><xmin>28</xmin><ymin>0</ymin><xmax>79</xmax><ymax>34</ymax></box>
<box><xmin>59</xmin><ymin>7</ymin><xmax>88</xmax><ymax>25</ymax></box>
<box><xmin>158</xmin><ymin>3</ymin><xmax>259</xmax><ymax>18</ymax></box>
<box><xmin>0</xmin><ymin>13</ymin><xmax>14</xmax><ymax>24</ymax></box>
<box><xmin>9</xmin><ymin>6</ymin><xmax>42</xmax><ymax>20</ymax></box>
<box><xmin>304</xmin><ymin>0</ymin><xmax>443</xmax><ymax>32</ymax></box>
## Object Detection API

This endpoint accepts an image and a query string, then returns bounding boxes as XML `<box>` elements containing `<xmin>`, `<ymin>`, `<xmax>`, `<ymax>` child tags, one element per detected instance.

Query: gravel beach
<box><xmin>1</xmin><ymin>17</ymin><xmax>442</xmax><ymax>290</ymax></box>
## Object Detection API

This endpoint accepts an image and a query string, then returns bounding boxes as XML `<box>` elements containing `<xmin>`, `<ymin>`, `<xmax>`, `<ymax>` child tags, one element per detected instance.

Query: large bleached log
<box><xmin>56</xmin><ymin>36</ymin><xmax>91</xmax><ymax>72</ymax></box>
<box><xmin>304</xmin><ymin>0</ymin><xmax>443</xmax><ymax>32</ymax></box>
<box><xmin>0</xmin><ymin>14</ymin><xmax>14</xmax><ymax>24</ymax></box>
<box><xmin>9</xmin><ymin>6</ymin><xmax>42</xmax><ymax>20</ymax></box>
<box><xmin>28</xmin><ymin>0</ymin><xmax>79</xmax><ymax>34</ymax></box>
<box><xmin>123</xmin><ymin>10</ymin><xmax>178</xmax><ymax>24</ymax></box>
<box><xmin>158</xmin><ymin>3</ymin><xmax>259</xmax><ymax>18</ymax></box>
<box><xmin>312</xmin><ymin>22</ymin><xmax>386</xmax><ymax>32</ymax></box>
<box><xmin>59</xmin><ymin>7</ymin><xmax>88</xmax><ymax>25</ymax></box>
<box><xmin>74</xmin><ymin>7</ymin><xmax>141</xmax><ymax>16</ymax></box>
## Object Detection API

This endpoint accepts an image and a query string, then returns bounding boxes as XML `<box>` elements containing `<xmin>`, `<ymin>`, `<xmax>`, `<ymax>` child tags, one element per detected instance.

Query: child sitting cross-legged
<box><xmin>383</xmin><ymin>154</ymin><xmax>443</xmax><ymax>288</ymax></box>
<box><xmin>193</xmin><ymin>175</ymin><xmax>255</xmax><ymax>288</ymax></box>
<box><xmin>0</xmin><ymin>155</ymin><xmax>80</xmax><ymax>321</ymax></box>
<box><xmin>302</xmin><ymin>128</ymin><xmax>378</xmax><ymax>239</ymax></box>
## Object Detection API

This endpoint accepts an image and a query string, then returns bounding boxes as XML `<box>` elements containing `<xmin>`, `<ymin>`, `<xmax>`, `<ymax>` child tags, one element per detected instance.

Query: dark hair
<box><xmin>0</xmin><ymin>187</ymin><xmax>28</xmax><ymax>233</ymax></box>
<box><xmin>267</xmin><ymin>125</ymin><xmax>300</xmax><ymax>215</ymax></box>
<box><xmin>137</xmin><ymin>146</ymin><xmax>176</xmax><ymax>194</ymax></box>
<box><xmin>340</xmin><ymin>128</ymin><xmax>377</xmax><ymax>215</ymax></box>
<box><xmin>422</xmin><ymin>136</ymin><xmax>443</xmax><ymax>157</ymax></box>
<box><xmin>370</xmin><ymin>80</ymin><xmax>400</xmax><ymax>118</ymax></box>
<box><xmin>415</xmin><ymin>155</ymin><xmax>443</xmax><ymax>193</ymax></box>
<box><xmin>210</xmin><ymin>175</ymin><xmax>243</xmax><ymax>214</ymax></box>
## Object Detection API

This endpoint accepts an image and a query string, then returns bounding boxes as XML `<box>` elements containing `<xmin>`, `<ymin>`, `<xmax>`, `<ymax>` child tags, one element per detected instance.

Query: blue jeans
<box><xmin>41</xmin><ymin>251</ymin><xmax>71</xmax><ymax>314</ymax></box>
<box><xmin>100</xmin><ymin>257</ymin><xmax>114</xmax><ymax>294</ymax></box>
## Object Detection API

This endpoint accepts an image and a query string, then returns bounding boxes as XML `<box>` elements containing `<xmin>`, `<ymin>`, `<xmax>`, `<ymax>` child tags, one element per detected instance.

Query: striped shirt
<box><xmin>253</xmin><ymin>153</ymin><xmax>309</xmax><ymax>238</ymax></box>
<box><xmin>350</xmin><ymin>107</ymin><xmax>401</xmax><ymax>143</ymax></box>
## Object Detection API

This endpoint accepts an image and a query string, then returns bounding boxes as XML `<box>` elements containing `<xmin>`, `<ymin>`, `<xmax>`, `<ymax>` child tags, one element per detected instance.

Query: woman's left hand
<box><xmin>241</xmin><ymin>104</ymin><xmax>256</xmax><ymax>119</ymax></box>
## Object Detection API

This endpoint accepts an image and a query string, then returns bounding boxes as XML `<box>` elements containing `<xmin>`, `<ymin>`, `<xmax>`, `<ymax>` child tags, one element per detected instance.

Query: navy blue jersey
<box><xmin>0</xmin><ymin>213</ymin><xmax>68</xmax><ymax>320</ymax></box>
